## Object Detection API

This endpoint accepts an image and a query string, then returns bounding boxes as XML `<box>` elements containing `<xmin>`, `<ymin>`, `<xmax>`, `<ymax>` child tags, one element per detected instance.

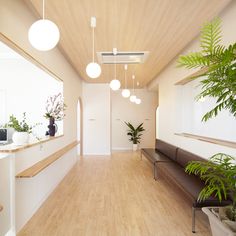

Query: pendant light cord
<box><xmin>125</xmin><ymin>70</ymin><xmax>127</xmax><ymax>88</ymax></box>
<box><xmin>42</xmin><ymin>0</ymin><xmax>45</xmax><ymax>19</ymax></box>
<box><xmin>114</xmin><ymin>55</ymin><xmax>117</xmax><ymax>79</ymax></box>
<box><xmin>132</xmin><ymin>77</ymin><xmax>135</xmax><ymax>94</ymax></box>
<box><xmin>92</xmin><ymin>26</ymin><xmax>95</xmax><ymax>63</ymax></box>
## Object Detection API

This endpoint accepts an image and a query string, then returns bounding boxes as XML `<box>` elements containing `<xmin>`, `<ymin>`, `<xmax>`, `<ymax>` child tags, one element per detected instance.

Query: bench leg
<box><xmin>192</xmin><ymin>207</ymin><xmax>196</xmax><ymax>233</ymax></box>
<box><xmin>154</xmin><ymin>162</ymin><xmax>157</xmax><ymax>180</ymax></box>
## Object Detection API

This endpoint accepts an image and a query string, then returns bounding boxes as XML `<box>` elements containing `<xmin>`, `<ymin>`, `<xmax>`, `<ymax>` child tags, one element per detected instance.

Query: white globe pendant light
<box><xmin>86</xmin><ymin>17</ymin><xmax>101</xmax><ymax>79</ymax></box>
<box><xmin>28</xmin><ymin>0</ymin><xmax>60</xmax><ymax>51</ymax></box>
<box><xmin>122</xmin><ymin>89</ymin><xmax>131</xmax><ymax>98</ymax></box>
<box><xmin>86</xmin><ymin>62</ymin><xmax>101</xmax><ymax>79</ymax></box>
<box><xmin>135</xmin><ymin>98</ymin><xmax>141</xmax><ymax>104</ymax></box>
<box><xmin>130</xmin><ymin>95</ymin><xmax>137</xmax><ymax>102</ymax></box>
<box><xmin>122</xmin><ymin>64</ymin><xmax>130</xmax><ymax>98</ymax></box>
<box><xmin>110</xmin><ymin>48</ymin><xmax>121</xmax><ymax>91</ymax></box>
<box><xmin>110</xmin><ymin>79</ymin><xmax>121</xmax><ymax>91</ymax></box>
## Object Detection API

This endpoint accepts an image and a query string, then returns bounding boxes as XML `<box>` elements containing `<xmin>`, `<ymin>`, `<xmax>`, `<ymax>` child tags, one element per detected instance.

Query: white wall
<box><xmin>83</xmin><ymin>83</ymin><xmax>111</xmax><ymax>155</ymax></box>
<box><xmin>111</xmin><ymin>89</ymin><xmax>158</xmax><ymax>150</ymax></box>
<box><xmin>0</xmin><ymin>154</ymin><xmax>12</xmax><ymax>236</ymax></box>
<box><xmin>149</xmin><ymin>1</ymin><xmax>236</xmax><ymax>158</ymax></box>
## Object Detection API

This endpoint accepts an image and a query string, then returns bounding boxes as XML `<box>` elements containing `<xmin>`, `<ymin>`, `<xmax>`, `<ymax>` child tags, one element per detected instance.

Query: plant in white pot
<box><xmin>185</xmin><ymin>153</ymin><xmax>236</xmax><ymax>235</ymax></box>
<box><xmin>125</xmin><ymin>122</ymin><xmax>145</xmax><ymax>151</ymax></box>
<box><xmin>7</xmin><ymin>113</ymin><xmax>33</xmax><ymax>145</ymax></box>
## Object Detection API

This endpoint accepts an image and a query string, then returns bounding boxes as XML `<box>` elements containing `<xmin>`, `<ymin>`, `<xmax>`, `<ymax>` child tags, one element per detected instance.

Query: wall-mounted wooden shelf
<box><xmin>175</xmin><ymin>67</ymin><xmax>208</xmax><ymax>85</ymax></box>
<box><xmin>0</xmin><ymin>134</ymin><xmax>64</xmax><ymax>153</ymax></box>
<box><xmin>175</xmin><ymin>133</ymin><xmax>236</xmax><ymax>149</ymax></box>
<box><xmin>16</xmin><ymin>141</ymin><xmax>78</xmax><ymax>178</ymax></box>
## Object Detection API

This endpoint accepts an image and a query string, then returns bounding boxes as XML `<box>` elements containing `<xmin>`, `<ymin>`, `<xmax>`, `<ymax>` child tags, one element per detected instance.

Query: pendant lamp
<box><xmin>28</xmin><ymin>0</ymin><xmax>60</xmax><ymax>51</ymax></box>
<box><xmin>86</xmin><ymin>17</ymin><xmax>101</xmax><ymax>79</ymax></box>
<box><xmin>135</xmin><ymin>81</ymin><xmax>142</xmax><ymax>104</ymax></box>
<box><xmin>135</xmin><ymin>98</ymin><xmax>141</xmax><ymax>104</ymax></box>
<box><xmin>130</xmin><ymin>75</ymin><xmax>136</xmax><ymax>102</ymax></box>
<box><xmin>122</xmin><ymin>64</ymin><xmax>131</xmax><ymax>98</ymax></box>
<box><xmin>110</xmin><ymin>48</ymin><xmax>121</xmax><ymax>91</ymax></box>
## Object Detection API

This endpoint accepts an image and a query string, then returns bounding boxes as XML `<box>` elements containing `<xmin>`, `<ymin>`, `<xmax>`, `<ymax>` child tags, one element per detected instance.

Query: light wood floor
<box><xmin>18</xmin><ymin>152</ymin><xmax>211</xmax><ymax>236</ymax></box>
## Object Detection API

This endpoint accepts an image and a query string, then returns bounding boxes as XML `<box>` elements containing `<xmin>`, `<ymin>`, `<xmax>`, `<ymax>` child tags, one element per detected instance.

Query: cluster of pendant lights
<box><xmin>83</xmin><ymin>16</ymin><xmax>141</xmax><ymax>104</ymax></box>
<box><xmin>27</xmin><ymin>3</ymin><xmax>141</xmax><ymax>104</ymax></box>
<box><xmin>122</xmin><ymin>65</ymin><xmax>141</xmax><ymax>104</ymax></box>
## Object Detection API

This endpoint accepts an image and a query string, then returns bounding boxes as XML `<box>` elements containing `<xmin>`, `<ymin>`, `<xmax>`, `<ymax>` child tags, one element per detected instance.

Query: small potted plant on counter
<box><xmin>7</xmin><ymin>112</ymin><xmax>33</xmax><ymax>145</ymax></box>
<box><xmin>185</xmin><ymin>153</ymin><xmax>236</xmax><ymax>236</ymax></box>
<box><xmin>125</xmin><ymin>122</ymin><xmax>145</xmax><ymax>151</ymax></box>
<box><xmin>44</xmin><ymin>93</ymin><xmax>66</xmax><ymax>136</ymax></box>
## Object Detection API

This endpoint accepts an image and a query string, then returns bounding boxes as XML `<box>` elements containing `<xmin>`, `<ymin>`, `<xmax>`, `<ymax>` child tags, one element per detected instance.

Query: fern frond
<box><xmin>200</xmin><ymin>18</ymin><xmax>222</xmax><ymax>56</ymax></box>
<box><xmin>177</xmin><ymin>52</ymin><xmax>209</xmax><ymax>69</ymax></box>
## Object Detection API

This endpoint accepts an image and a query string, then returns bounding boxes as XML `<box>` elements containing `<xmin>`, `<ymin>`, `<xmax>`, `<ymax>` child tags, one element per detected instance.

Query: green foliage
<box><xmin>185</xmin><ymin>153</ymin><xmax>236</xmax><ymax>221</ymax></box>
<box><xmin>7</xmin><ymin>113</ymin><xmax>33</xmax><ymax>133</ymax></box>
<box><xmin>125</xmin><ymin>122</ymin><xmax>145</xmax><ymax>144</ymax></box>
<box><xmin>178</xmin><ymin>18</ymin><xmax>236</xmax><ymax>122</ymax></box>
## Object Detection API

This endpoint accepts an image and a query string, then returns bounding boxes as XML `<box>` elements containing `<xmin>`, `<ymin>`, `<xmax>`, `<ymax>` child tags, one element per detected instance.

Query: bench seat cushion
<box><xmin>141</xmin><ymin>148</ymin><xmax>171</xmax><ymax>164</ymax></box>
<box><xmin>156</xmin><ymin>162</ymin><xmax>231</xmax><ymax>207</ymax></box>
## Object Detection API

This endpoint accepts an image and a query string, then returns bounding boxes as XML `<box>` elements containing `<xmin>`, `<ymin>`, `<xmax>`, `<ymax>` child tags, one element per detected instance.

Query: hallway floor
<box><xmin>18</xmin><ymin>152</ymin><xmax>211</xmax><ymax>236</ymax></box>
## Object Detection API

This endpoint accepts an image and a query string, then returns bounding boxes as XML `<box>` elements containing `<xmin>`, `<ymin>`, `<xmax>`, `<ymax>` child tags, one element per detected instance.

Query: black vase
<box><xmin>48</xmin><ymin>117</ymin><xmax>57</xmax><ymax>136</ymax></box>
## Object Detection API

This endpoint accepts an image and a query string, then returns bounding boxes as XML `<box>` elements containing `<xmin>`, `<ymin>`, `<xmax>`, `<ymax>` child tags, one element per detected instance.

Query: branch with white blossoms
<box><xmin>44</xmin><ymin>93</ymin><xmax>67</xmax><ymax>121</ymax></box>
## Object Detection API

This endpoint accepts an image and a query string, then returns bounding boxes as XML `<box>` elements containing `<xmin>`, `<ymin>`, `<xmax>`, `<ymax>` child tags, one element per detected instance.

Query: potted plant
<box><xmin>7</xmin><ymin>112</ymin><xmax>33</xmax><ymax>145</ymax></box>
<box><xmin>44</xmin><ymin>93</ymin><xmax>66</xmax><ymax>136</ymax></box>
<box><xmin>185</xmin><ymin>153</ymin><xmax>236</xmax><ymax>235</ymax></box>
<box><xmin>178</xmin><ymin>18</ymin><xmax>236</xmax><ymax>235</ymax></box>
<box><xmin>125</xmin><ymin>122</ymin><xmax>145</xmax><ymax>151</ymax></box>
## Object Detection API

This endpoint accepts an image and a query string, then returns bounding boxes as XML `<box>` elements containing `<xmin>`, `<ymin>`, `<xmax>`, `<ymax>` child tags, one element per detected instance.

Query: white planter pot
<box><xmin>12</xmin><ymin>132</ymin><xmax>29</xmax><ymax>145</ymax></box>
<box><xmin>133</xmin><ymin>144</ymin><xmax>138</xmax><ymax>151</ymax></box>
<box><xmin>202</xmin><ymin>207</ymin><xmax>236</xmax><ymax>236</ymax></box>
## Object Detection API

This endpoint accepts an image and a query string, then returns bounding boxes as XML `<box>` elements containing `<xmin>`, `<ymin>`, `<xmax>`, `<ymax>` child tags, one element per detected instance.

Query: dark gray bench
<box><xmin>141</xmin><ymin>139</ymin><xmax>231</xmax><ymax>233</ymax></box>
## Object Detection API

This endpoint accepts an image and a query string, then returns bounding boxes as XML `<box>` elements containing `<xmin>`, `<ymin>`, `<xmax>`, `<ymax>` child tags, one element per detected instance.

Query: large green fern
<box><xmin>185</xmin><ymin>153</ymin><xmax>236</xmax><ymax>221</ymax></box>
<box><xmin>178</xmin><ymin>18</ymin><xmax>236</xmax><ymax>121</ymax></box>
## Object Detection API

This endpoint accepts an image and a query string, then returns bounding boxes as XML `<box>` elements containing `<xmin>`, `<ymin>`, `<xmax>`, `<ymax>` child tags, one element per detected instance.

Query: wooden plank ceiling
<box><xmin>26</xmin><ymin>0</ymin><xmax>231</xmax><ymax>88</ymax></box>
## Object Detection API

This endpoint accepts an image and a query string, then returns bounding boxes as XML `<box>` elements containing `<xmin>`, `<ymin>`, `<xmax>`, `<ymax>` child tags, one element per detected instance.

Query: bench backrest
<box><xmin>155</xmin><ymin>139</ymin><xmax>178</xmax><ymax>161</ymax></box>
<box><xmin>176</xmin><ymin>148</ymin><xmax>206</xmax><ymax>168</ymax></box>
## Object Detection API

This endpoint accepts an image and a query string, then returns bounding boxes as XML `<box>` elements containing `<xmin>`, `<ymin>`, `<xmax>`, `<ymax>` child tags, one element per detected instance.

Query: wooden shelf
<box><xmin>175</xmin><ymin>133</ymin><xmax>236</xmax><ymax>149</ymax></box>
<box><xmin>175</xmin><ymin>67</ymin><xmax>208</xmax><ymax>85</ymax></box>
<box><xmin>16</xmin><ymin>141</ymin><xmax>78</xmax><ymax>178</ymax></box>
<box><xmin>0</xmin><ymin>134</ymin><xmax>63</xmax><ymax>153</ymax></box>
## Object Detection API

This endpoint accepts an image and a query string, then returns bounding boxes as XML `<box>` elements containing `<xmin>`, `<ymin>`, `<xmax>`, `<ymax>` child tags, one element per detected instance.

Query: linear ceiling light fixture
<box><xmin>121</xmin><ymin>64</ymin><xmax>130</xmax><ymax>98</ymax></box>
<box><xmin>86</xmin><ymin>17</ymin><xmax>101</xmax><ymax>79</ymax></box>
<box><xmin>109</xmin><ymin>48</ymin><xmax>121</xmax><ymax>91</ymax></box>
<box><xmin>28</xmin><ymin>0</ymin><xmax>60</xmax><ymax>51</ymax></box>
<box><xmin>129</xmin><ymin>75</ymin><xmax>137</xmax><ymax>102</ymax></box>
